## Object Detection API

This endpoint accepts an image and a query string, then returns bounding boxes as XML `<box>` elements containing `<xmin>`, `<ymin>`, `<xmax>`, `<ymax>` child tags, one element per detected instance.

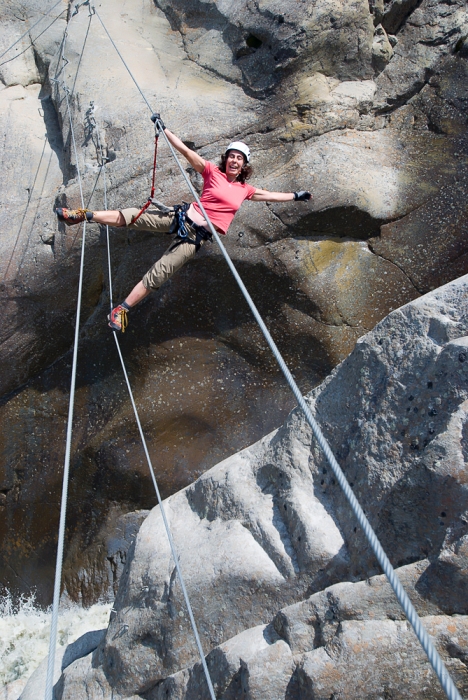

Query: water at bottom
<box><xmin>0</xmin><ymin>591</ymin><xmax>111</xmax><ymax>699</ymax></box>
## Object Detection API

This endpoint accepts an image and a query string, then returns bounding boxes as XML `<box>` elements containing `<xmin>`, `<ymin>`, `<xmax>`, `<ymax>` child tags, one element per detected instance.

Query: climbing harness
<box><xmin>143</xmin><ymin>196</ymin><xmax>213</xmax><ymax>250</ymax></box>
<box><xmin>169</xmin><ymin>203</ymin><xmax>213</xmax><ymax>250</ymax></box>
<box><xmin>1</xmin><ymin>4</ymin><xmax>458</xmax><ymax>700</ymax></box>
<box><xmin>170</xmin><ymin>202</ymin><xmax>190</xmax><ymax>237</ymax></box>
<box><xmin>178</xmin><ymin>211</ymin><xmax>213</xmax><ymax>250</ymax></box>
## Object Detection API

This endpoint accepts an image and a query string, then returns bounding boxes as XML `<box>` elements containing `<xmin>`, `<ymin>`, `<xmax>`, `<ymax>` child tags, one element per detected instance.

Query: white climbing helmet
<box><xmin>225</xmin><ymin>141</ymin><xmax>251</xmax><ymax>163</ymax></box>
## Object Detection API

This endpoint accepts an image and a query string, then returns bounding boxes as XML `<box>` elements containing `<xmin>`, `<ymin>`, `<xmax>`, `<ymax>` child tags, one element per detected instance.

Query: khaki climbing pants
<box><xmin>121</xmin><ymin>207</ymin><xmax>206</xmax><ymax>291</ymax></box>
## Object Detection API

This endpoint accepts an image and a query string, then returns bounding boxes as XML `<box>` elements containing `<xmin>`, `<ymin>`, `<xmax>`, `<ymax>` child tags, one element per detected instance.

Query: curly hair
<box><xmin>218</xmin><ymin>153</ymin><xmax>253</xmax><ymax>184</ymax></box>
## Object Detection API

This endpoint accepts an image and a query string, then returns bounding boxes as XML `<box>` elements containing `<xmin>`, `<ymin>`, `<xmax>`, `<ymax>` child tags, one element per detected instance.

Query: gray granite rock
<box><xmin>63</xmin><ymin>566</ymin><xmax>468</xmax><ymax>698</ymax></box>
<box><xmin>58</xmin><ymin>652</ymin><xmax>143</xmax><ymax>700</ymax></box>
<box><xmin>53</xmin><ymin>275</ymin><xmax>468</xmax><ymax>698</ymax></box>
<box><xmin>372</xmin><ymin>24</ymin><xmax>394</xmax><ymax>74</ymax></box>
<box><xmin>154</xmin><ymin>0</ymin><xmax>374</xmax><ymax>93</ymax></box>
<box><xmin>378</xmin><ymin>0</ymin><xmax>420</xmax><ymax>34</ymax></box>
<box><xmin>374</xmin><ymin>0</ymin><xmax>467</xmax><ymax>110</ymax></box>
<box><xmin>295</xmin><ymin>615</ymin><xmax>468</xmax><ymax>699</ymax></box>
<box><xmin>148</xmin><ymin>624</ymin><xmax>295</xmax><ymax>700</ymax></box>
<box><xmin>19</xmin><ymin>628</ymin><xmax>105</xmax><ymax>700</ymax></box>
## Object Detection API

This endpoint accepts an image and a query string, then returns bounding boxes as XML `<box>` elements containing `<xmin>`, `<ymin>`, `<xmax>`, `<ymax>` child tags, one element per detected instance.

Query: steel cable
<box><xmin>0</xmin><ymin>9</ymin><xmax>67</xmax><ymax>68</ymax></box>
<box><xmin>44</xmin><ymin>23</ymin><xmax>90</xmax><ymax>700</ymax></box>
<box><xmin>160</xmin><ymin>124</ymin><xmax>463</xmax><ymax>700</ymax></box>
<box><xmin>90</xmin><ymin>107</ymin><xmax>217</xmax><ymax>700</ymax></box>
<box><xmin>49</xmin><ymin>8</ymin><xmax>463</xmax><ymax>700</ymax></box>
<box><xmin>0</xmin><ymin>0</ymin><xmax>63</xmax><ymax>60</ymax></box>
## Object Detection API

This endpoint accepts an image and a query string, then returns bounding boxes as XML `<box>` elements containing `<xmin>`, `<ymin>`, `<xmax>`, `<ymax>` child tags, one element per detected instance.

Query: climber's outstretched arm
<box><xmin>163</xmin><ymin>128</ymin><xmax>206</xmax><ymax>174</ymax></box>
<box><xmin>251</xmin><ymin>189</ymin><xmax>311</xmax><ymax>202</ymax></box>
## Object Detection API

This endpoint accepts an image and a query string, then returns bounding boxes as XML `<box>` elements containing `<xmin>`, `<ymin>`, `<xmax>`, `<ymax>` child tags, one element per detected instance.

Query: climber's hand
<box><xmin>293</xmin><ymin>191</ymin><xmax>311</xmax><ymax>201</ymax></box>
<box><xmin>151</xmin><ymin>113</ymin><xmax>166</xmax><ymax>132</ymax></box>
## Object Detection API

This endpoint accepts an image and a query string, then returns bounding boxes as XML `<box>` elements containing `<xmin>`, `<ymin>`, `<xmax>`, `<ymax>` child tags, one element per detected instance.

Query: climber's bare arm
<box><xmin>251</xmin><ymin>189</ymin><xmax>294</xmax><ymax>202</ymax></box>
<box><xmin>251</xmin><ymin>189</ymin><xmax>311</xmax><ymax>202</ymax></box>
<box><xmin>163</xmin><ymin>129</ymin><xmax>206</xmax><ymax>173</ymax></box>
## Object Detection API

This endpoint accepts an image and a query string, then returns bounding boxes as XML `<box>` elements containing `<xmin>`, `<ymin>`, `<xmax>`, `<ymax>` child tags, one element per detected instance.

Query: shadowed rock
<box><xmin>47</xmin><ymin>275</ymin><xmax>468</xmax><ymax>698</ymax></box>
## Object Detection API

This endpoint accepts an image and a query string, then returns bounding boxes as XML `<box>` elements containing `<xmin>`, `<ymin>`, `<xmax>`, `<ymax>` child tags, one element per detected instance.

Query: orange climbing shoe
<box><xmin>108</xmin><ymin>304</ymin><xmax>129</xmax><ymax>332</ymax></box>
<box><xmin>56</xmin><ymin>207</ymin><xmax>92</xmax><ymax>226</ymax></box>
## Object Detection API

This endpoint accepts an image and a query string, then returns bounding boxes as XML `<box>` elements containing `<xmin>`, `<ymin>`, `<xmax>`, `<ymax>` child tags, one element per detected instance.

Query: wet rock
<box><xmin>61</xmin><ymin>509</ymin><xmax>150</xmax><ymax>605</ymax></box>
<box><xmin>269</xmin><ymin>236</ymin><xmax>419</xmax><ymax>363</ymax></box>
<box><xmin>51</xmin><ymin>275</ymin><xmax>468</xmax><ymax>698</ymax></box>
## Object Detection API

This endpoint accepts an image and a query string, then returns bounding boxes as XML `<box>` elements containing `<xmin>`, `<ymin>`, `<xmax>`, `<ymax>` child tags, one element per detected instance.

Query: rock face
<box><xmin>1</xmin><ymin>0</ymin><xmax>468</xmax><ymax>605</ymax></box>
<box><xmin>20</xmin><ymin>628</ymin><xmax>106</xmax><ymax>700</ymax></box>
<box><xmin>41</xmin><ymin>275</ymin><xmax>468</xmax><ymax>699</ymax></box>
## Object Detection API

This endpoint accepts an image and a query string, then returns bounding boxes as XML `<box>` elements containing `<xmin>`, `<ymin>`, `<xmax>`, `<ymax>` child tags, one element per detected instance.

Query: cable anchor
<box><xmin>72</xmin><ymin>0</ymin><xmax>93</xmax><ymax>16</ymax></box>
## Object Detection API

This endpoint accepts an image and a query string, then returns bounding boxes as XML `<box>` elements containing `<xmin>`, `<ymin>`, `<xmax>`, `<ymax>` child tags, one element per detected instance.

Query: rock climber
<box><xmin>56</xmin><ymin>115</ymin><xmax>311</xmax><ymax>332</ymax></box>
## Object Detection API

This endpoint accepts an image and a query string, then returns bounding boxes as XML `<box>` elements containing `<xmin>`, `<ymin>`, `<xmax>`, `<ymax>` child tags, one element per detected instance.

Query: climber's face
<box><xmin>225</xmin><ymin>150</ymin><xmax>245</xmax><ymax>180</ymax></box>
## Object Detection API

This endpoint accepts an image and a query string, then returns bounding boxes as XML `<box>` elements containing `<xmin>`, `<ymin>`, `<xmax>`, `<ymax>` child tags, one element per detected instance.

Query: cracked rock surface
<box><xmin>1</xmin><ymin>0</ymin><xmax>468</xmax><ymax>605</ymax></box>
<box><xmin>32</xmin><ymin>274</ymin><xmax>468</xmax><ymax>699</ymax></box>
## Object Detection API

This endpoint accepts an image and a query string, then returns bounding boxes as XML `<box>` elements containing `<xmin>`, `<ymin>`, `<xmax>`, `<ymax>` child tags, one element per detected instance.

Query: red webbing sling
<box><xmin>130</xmin><ymin>132</ymin><xmax>159</xmax><ymax>224</ymax></box>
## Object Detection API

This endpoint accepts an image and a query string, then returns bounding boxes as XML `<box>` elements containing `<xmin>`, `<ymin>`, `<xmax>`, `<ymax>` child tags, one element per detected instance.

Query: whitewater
<box><xmin>0</xmin><ymin>592</ymin><xmax>111</xmax><ymax>700</ymax></box>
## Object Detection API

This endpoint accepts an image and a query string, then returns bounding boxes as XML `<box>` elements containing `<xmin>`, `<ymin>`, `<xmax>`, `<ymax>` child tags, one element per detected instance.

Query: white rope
<box><xmin>44</xmin><ymin>21</ymin><xmax>90</xmax><ymax>700</ymax></box>
<box><xmin>89</xmin><ymin>107</ymin><xmax>217</xmax><ymax>700</ymax></box>
<box><xmin>93</xmin><ymin>13</ymin><xmax>462</xmax><ymax>699</ymax></box>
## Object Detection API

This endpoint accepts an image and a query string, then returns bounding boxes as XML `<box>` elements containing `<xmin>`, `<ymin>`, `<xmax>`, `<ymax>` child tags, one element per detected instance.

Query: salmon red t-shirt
<box><xmin>192</xmin><ymin>161</ymin><xmax>256</xmax><ymax>234</ymax></box>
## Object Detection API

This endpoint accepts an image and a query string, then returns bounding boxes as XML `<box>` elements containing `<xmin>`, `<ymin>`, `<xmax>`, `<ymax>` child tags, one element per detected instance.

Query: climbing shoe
<box><xmin>56</xmin><ymin>207</ymin><xmax>92</xmax><ymax>226</ymax></box>
<box><xmin>108</xmin><ymin>304</ymin><xmax>129</xmax><ymax>333</ymax></box>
